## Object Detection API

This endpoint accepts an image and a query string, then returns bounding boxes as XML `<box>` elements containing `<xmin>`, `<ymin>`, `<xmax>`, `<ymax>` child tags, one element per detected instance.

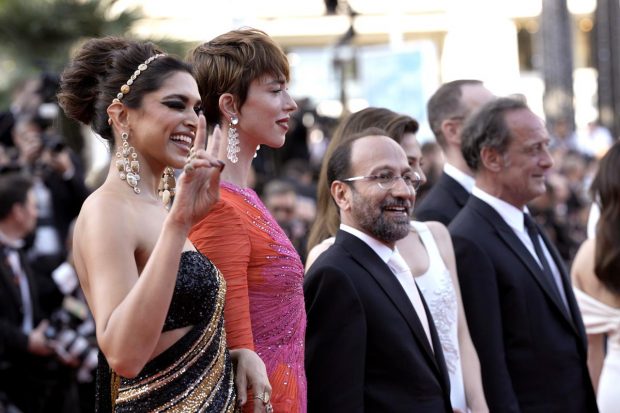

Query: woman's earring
<box><xmin>115</xmin><ymin>132</ymin><xmax>140</xmax><ymax>194</ymax></box>
<box><xmin>254</xmin><ymin>145</ymin><xmax>260</xmax><ymax>159</ymax></box>
<box><xmin>158</xmin><ymin>167</ymin><xmax>176</xmax><ymax>209</ymax></box>
<box><xmin>227</xmin><ymin>116</ymin><xmax>240</xmax><ymax>164</ymax></box>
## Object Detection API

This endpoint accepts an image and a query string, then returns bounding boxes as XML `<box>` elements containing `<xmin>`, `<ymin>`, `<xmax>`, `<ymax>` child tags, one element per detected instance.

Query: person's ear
<box><xmin>331</xmin><ymin>181</ymin><xmax>352</xmax><ymax>212</ymax></box>
<box><xmin>107</xmin><ymin>101</ymin><xmax>129</xmax><ymax>133</ymax></box>
<box><xmin>441</xmin><ymin>118</ymin><xmax>462</xmax><ymax>146</ymax></box>
<box><xmin>10</xmin><ymin>203</ymin><xmax>25</xmax><ymax>223</ymax></box>
<box><xmin>480</xmin><ymin>146</ymin><xmax>504</xmax><ymax>172</ymax></box>
<box><xmin>218</xmin><ymin>93</ymin><xmax>239</xmax><ymax>124</ymax></box>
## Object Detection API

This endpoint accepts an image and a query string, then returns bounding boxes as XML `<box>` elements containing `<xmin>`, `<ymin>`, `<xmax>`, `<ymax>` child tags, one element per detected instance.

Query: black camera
<box><xmin>44</xmin><ymin>297</ymin><xmax>98</xmax><ymax>382</ymax></box>
<box><xmin>41</xmin><ymin>132</ymin><xmax>66</xmax><ymax>153</ymax></box>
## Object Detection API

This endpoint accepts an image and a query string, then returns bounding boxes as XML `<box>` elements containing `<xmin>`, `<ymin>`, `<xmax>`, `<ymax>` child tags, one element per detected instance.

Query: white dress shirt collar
<box><xmin>340</xmin><ymin>224</ymin><xmax>394</xmax><ymax>263</ymax></box>
<box><xmin>0</xmin><ymin>230</ymin><xmax>25</xmax><ymax>250</ymax></box>
<box><xmin>444</xmin><ymin>163</ymin><xmax>475</xmax><ymax>193</ymax></box>
<box><xmin>471</xmin><ymin>186</ymin><xmax>529</xmax><ymax>233</ymax></box>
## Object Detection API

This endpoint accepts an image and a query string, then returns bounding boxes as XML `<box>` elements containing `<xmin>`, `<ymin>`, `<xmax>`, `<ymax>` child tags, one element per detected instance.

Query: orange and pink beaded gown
<box><xmin>189</xmin><ymin>181</ymin><xmax>307</xmax><ymax>413</ymax></box>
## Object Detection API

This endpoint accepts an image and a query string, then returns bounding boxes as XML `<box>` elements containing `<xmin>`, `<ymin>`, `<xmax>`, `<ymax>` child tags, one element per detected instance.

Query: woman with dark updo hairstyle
<box><xmin>58</xmin><ymin>36</ymin><xmax>263</xmax><ymax>412</ymax></box>
<box><xmin>572</xmin><ymin>141</ymin><xmax>620</xmax><ymax>413</ymax></box>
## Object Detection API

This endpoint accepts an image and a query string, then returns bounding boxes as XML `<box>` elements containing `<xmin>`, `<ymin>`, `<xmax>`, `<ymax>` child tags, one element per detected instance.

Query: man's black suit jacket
<box><xmin>0</xmin><ymin>247</ymin><xmax>74</xmax><ymax>412</ymax></box>
<box><xmin>449</xmin><ymin>197</ymin><xmax>597</xmax><ymax>413</ymax></box>
<box><xmin>0</xmin><ymin>248</ymin><xmax>44</xmax><ymax>359</ymax></box>
<box><xmin>304</xmin><ymin>230</ymin><xmax>452</xmax><ymax>413</ymax></box>
<box><xmin>415</xmin><ymin>172</ymin><xmax>469</xmax><ymax>226</ymax></box>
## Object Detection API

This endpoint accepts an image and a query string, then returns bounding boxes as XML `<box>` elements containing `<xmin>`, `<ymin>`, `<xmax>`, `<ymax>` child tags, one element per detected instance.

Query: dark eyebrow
<box><xmin>162</xmin><ymin>94</ymin><xmax>201</xmax><ymax>106</ymax></box>
<box><xmin>370</xmin><ymin>165</ymin><xmax>411</xmax><ymax>175</ymax></box>
<box><xmin>162</xmin><ymin>94</ymin><xmax>189</xmax><ymax>101</ymax></box>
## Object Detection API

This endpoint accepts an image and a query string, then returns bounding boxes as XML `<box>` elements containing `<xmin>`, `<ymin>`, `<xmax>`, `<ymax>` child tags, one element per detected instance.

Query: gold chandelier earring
<box><xmin>116</xmin><ymin>132</ymin><xmax>140</xmax><ymax>194</ymax></box>
<box><xmin>158</xmin><ymin>167</ymin><xmax>176</xmax><ymax>209</ymax></box>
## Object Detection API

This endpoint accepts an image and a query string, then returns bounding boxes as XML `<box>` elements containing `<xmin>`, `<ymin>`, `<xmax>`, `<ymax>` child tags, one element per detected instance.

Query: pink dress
<box><xmin>190</xmin><ymin>181</ymin><xmax>307</xmax><ymax>412</ymax></box>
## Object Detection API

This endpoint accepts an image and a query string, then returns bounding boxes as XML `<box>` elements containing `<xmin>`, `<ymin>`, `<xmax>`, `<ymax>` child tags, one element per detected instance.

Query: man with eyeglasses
<box><xmin>304</xmin><ymin>128</ymin><xmax>453</xmax><ymax>413</ymax></box>
<box><xmin>416</xmin><ymin>80</ymin><xmax>495</xmax><ymax>226</ymax></box>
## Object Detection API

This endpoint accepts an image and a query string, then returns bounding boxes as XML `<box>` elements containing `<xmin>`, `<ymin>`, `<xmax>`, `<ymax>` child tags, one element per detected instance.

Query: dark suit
<box><xmin>415</xmin><ymin>172</ymin><xmax>469</xmax><ymax>226</ymax></box>
<box><xmin>449</xmin><ymin>197</ymin><xmax>597</xmax><ymax>413</ymax></box>
<box><xmin>0</xmin><ymin>246</ymin><xmax>77</xmax><ymax>412</ymax></box>
<box><xmin>304</xmin><ymin>230</ymin><xmax>452</xmax><ymax>413</ymax></box>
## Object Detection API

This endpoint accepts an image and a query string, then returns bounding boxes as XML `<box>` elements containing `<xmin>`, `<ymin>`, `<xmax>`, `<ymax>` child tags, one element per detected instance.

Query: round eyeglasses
<box><xmin>342</xmin><ymin>171</ymin><xmax>421</xmax><ymax>192</ymax></box>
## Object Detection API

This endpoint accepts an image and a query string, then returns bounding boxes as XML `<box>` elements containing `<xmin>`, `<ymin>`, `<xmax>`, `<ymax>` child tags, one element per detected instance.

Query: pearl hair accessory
<box><xmin>110</xmin><ymin>53</ymin><xmax>165</xmax><ymax>194</ymax></box>
<box><xmin>112</xmin><ymin>53</ymin><xmax>165</xmax><ymax>104</ymax></box>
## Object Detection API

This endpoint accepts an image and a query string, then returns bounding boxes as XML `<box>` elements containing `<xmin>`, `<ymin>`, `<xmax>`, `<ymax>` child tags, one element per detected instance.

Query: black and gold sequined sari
<box><xmin>95</xmin><ymin>251</ymin><xmax>237</xmax><ymax>412</ymax></box>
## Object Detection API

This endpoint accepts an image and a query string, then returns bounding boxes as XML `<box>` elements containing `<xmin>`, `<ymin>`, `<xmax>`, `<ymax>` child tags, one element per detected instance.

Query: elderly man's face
<box><xmin>497</xmin><ymin>109</ymin><xmax>554</xmax><ymax>208</ymax></box>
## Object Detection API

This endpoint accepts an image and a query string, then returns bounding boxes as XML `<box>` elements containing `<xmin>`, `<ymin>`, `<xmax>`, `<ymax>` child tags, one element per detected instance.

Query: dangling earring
<box><xmin>254</xmin><ymin>145</ymin><xmax>260</xmax><ymax>159</ymax></box>
<box><xmin>227</xmin><ymin>116</ymin><xmax>240</xmax><ymax>164</ymax></box>
<box><xmin>158</xmin><ymin>167</ymin><xmax>176</xmax><ymax>209</ymax></box>
<box><xmin>115</xmin><ymin>132</ymin><xmax>140</xmax><ymax>194</ymax></box>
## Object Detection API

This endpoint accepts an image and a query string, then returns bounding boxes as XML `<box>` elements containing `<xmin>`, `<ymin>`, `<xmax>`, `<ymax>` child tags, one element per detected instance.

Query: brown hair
<box><xmin>460</xmin><ymin>97</ymin><xmax>528</xmax><ymax>172</ymax></box>
<box><xmin>0</xmin><ymin>172</ymin><xmax>34</xmax><ymax>220</ymax></box>
<box><xmin>58</xmin><ymin>36</ymin><xmax>191</xmax><ymax>143</ymax></box>
<box><xmin>591</xmin><ymin>141</ymin><xmax>620</xmax><ymax>294</ymax></box>
<box><xmin>427</xmin><ymin>79</ymin><xmax>483</xmax><ymax>149</ymax></box>
<box><xmin>187</xmin><ymin>28</ymin><xmax>290</xmax><ymax>127</ymax></box>
<box><xmin>306</xmin><ymin>107</ymin><xmax>419</xmax><ymax>252</ymax></box>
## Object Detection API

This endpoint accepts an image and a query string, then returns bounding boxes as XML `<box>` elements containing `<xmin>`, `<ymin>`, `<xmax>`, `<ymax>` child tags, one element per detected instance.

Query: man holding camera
<box><xmin>10</xmin><ymin>114</ymin><xmax>90</xmax><ymax>280</ymax></box>
<box><xmin>0</xmin><ymin>172</ymin><xmax>79</xmax><ymax>412</ymax></box>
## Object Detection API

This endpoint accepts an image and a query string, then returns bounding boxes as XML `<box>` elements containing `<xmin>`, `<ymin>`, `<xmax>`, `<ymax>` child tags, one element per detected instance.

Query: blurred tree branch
<box><xmin>0</xmin><ymin>0</ymin><xmax>142</xmax><ymax>71</ymax></box>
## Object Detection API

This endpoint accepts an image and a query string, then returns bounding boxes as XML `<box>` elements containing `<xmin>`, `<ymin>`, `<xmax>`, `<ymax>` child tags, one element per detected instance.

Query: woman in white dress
<box><xmin>306</xmin><ymin>107</ymin><xmax>488</xmax><ymax>413</ymax></box>
<box><xmin>571</xmin><ymin>140</ymin><xmax>620</xmax><ymax>413</ymax></box>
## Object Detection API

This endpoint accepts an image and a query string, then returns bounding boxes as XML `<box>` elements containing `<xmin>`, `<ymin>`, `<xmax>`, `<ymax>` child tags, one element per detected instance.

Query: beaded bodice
<box><xmin>189</xmin><ymin>180</ymin><xmax>307</xmax><ymax>412</ymax></box>
<box><xmin>163</xmin><ymin>251</ymin><xmax>223</xmax><ymax>332</ymax></box>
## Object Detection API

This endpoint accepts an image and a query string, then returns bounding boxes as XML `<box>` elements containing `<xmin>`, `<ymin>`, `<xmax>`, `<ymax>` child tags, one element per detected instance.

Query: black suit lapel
<box><xmin>335</xmin><ymin>231</ymin><xmax>442</xmax><ymax>374</ymax></box>
<box><xmin>537</xmin><ymin>226</ymin><xmax>588</xmax><ymax>345</ymax></box>
<box><xmin>469</xmin><ymin>198</ymin><xmax>577</xmax><ymax>331</ymax></box>
<box><xmin>0</xmin><ymin>252</ymin><xmax>24</xmax><ymax>310</ymax></box>
<box><xmin>440</xmin><ymin>173</ymin><xmax>470</xmax><ymax>209</ymax></box>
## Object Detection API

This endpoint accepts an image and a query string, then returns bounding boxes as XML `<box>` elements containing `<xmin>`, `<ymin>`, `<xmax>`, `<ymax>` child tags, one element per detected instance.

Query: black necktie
<box><xmin>523</xmin><ymin>213</ymin><xmax>567</xmax><ymax>309</ymax></box>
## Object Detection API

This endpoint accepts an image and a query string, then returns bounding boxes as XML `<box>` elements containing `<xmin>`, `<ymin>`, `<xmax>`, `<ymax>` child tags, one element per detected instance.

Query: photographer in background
<box><xmin>48</xmin><ymin>218</ymin><xmax>97</xmax><ymax>412</ymax></box>
<box><xmin>0</xmin><ymin>172</ymin><xmax>79</xmax><ymax>412</ymax></box>
<box><xmin>9</xmin><ymin>113</ymin><xmax>90</xmax><ymax>282</ymax></box>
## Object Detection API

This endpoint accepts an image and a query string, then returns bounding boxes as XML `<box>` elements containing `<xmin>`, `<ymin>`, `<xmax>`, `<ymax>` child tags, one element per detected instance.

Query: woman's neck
<box><xmin>218</xmin><ymin>125</ymin><xmax>257</xmax><ymax>189</ymax></box>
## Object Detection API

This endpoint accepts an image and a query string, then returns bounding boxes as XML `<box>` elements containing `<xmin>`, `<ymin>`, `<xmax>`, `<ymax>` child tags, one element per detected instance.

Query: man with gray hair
<box><xmin>449</xmin><ymin>98</ymin><xmax>597</xmax><ymax>412</ymax></box>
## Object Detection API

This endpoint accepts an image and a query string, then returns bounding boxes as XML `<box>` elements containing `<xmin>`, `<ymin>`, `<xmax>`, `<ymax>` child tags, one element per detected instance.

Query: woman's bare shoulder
<box><xmin>305</xmin><ymin>237</ymin><xmax>335</xmax><ymax>271</ymax></box>
<box><xmin>421</xmin><ymin>221</ymin><xmax>452</xmax><ymax>246</ymax></box>
<box><xmin>571</xmin><ymin>238</ymin><xmax>596</xmax><ymax>290</ymax></box>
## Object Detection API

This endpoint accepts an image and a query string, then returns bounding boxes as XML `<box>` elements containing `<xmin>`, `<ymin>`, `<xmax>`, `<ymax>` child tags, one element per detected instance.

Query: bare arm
<box><xmin>305</xmin><ymin>237</ymin><xmax>335</xmax><ymax>271</ymax></box>
<box><xmin>75</xmin><ymin>209</ymin><xmax>189</xmax><ymax>378</ymax></box>
<box><xmin>429</xmin><ymin>222</ymin><xmax>489</xmax><ymax>413</ymax></box>
<box><xmin>75</xmin><ymin>114</ymin><xmax>223</xmax><ymax>377</ymax></box>
<box><xmin>586</xmin><ymin>333</ymin><xmax>605</xmax><ymax>392</ymax></box>
<box><xmin>570</xmin><ymin>238</ymin><xmax>605</xmax><ymax>391</ymax></box>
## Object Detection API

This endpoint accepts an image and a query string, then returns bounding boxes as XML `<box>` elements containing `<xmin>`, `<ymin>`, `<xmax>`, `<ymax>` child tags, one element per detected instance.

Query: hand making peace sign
<box><xmin>168</xmin><ymin>112</ymin><xmax>224</xmax><ymax>230</ymax></box>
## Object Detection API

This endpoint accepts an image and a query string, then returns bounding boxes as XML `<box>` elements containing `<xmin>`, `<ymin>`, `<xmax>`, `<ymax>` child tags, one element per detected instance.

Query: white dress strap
<box><xmin>410</xmin><ymin>221</ymin><xmax>448</xmax><ymax>277</ymax></box>
<box><xmin>573</xmin><ymin>287</ymin><xmax>620</xmax><ymax>335</ymax></box>
<box><xmin>409</xmin><ymin>220</ymin><xmax>467</xmax><ymax>411</ymax></box>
